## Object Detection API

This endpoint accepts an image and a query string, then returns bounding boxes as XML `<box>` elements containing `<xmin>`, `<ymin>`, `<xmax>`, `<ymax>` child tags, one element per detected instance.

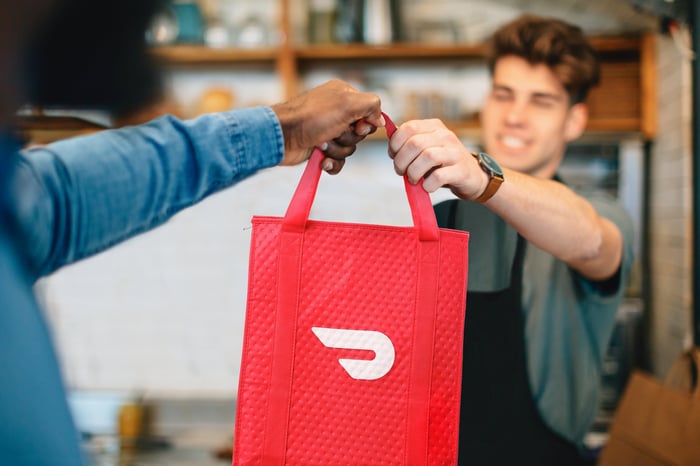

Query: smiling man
<box><xmin>388</xmin><ymin>15</ymin><xmax>635</xmax><ymax>466</ymax></box>
<box><xmin>481</xmin><ymin>55</ymin><xmax>588</xmax><ymax>178</ymax></box>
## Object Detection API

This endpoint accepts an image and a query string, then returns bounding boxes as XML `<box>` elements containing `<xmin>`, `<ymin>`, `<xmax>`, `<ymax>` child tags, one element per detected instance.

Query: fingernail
<box><xmin>322</xmin><ymin>159</ymin><xmax>334</xmax><ymax>172</ymax></box>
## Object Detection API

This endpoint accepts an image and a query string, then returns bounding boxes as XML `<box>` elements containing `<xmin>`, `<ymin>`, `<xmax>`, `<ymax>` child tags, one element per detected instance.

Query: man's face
<box><xmin>479</xmin><ymin>55</ymin><xmax>587</xmax><ymax>179</ymax></box>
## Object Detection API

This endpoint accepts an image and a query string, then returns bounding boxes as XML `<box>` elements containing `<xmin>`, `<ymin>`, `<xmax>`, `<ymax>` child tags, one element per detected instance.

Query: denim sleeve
<box><xmin>13</xmin><ymin>106</ymin><xmax>284</xmax><ymax>277</ymax></box>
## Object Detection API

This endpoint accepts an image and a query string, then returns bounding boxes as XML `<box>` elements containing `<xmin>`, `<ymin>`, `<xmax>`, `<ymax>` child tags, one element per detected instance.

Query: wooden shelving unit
<box><xmin>19</xmin><ymin>0</ymin><xmax>656</xmax><ymax>142</ymax></box>
<box><xmin>144</xmin><ymin>34</ymin><xmax>654</xmax><ymax>138</ymax></box>
<box><xmin>150</xmin><ymin>45</ymin><xmax>278</xmax><ymax>65</ymax></box>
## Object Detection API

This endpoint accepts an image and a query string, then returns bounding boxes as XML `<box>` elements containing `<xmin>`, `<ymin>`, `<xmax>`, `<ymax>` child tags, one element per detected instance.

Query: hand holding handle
<box><xmin>283</xmin><ymin>113</ymin><xmax>439</xmax><ymax>242</ymax></box>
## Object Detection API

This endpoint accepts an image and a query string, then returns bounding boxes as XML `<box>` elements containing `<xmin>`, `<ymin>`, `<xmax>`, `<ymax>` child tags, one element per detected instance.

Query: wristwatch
<box><xmin>471</xmin><ymin>151</ymin><xmax>504</xmax><ymax>203</ymax></box>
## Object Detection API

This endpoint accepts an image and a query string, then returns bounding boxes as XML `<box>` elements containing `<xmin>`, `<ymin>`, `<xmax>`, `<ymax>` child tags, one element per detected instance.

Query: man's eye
<box><xmin>533</xmin><ymin>98</ymin><xmax>555</xmax><ymax>108</ymax></box>
<box><xmin>492</xmin><ymin>92</ymin><xmax>511</xmax><ymax>101</ymax></box>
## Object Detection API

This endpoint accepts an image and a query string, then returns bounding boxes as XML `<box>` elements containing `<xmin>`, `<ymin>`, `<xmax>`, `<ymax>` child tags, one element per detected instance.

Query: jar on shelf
<box><xmin>309</xmin><ymin>0</ymin><xmax>338</xmax><ymax>44</ymax></box>
<box><xmin>335</xmin><ymin>0</ymin><xmax>364</xmax><ymax>43</ymax></box>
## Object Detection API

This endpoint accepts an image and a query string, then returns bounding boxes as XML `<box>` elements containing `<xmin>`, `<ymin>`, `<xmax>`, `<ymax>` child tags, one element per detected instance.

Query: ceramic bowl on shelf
<box><xmin>146</xmin><ymin>7</ymin><xmax>179</xmax><ymax>45</ymax></box>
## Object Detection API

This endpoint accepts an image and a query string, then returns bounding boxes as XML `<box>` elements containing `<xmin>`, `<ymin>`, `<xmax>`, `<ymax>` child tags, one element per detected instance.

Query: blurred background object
<box><xmin>147</xmin><ymin>6</ymin><xmax>179</xmax><ymax>45</ymax></box>
<box><xmin>309</xmin><ymin>0</ymin><xmax>337</xmax><ymax>44</ymax></box>
<box><xmin>195</xmin><ymin>87</ymin><xmax>235</xmax><ymax>115</ymax></box>
<box><xmin>334</xmin><ymin>0</ymin><xmax>364</xmax><ymax>43</ymax></box>
<box><xmin>235</xmin><ymin>15</ymin><xmax>271</xmax><ymax>48</ymax></box>
<box><xmin>363</xmin><ymin>0</ymin><xmax>401</xmax><ymax>44</ymax></box>
<box><xmin>171</xmin><ymin>0</ymin><xmax>206</xmax><ymax>43</ymax></box>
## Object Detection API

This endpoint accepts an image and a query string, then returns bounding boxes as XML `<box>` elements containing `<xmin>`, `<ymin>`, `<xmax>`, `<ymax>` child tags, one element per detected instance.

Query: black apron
<box><xmin>457</xmin><ymin>233</ymin><xmax>584</xmax><ymax>466</ymax></box>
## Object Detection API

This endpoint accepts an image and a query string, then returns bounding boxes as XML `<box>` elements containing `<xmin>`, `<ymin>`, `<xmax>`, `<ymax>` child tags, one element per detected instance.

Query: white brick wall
<box><xmin>648</xmin><ymin>34</ymin><xmax>694</xmax><ymax>376</ymax></box>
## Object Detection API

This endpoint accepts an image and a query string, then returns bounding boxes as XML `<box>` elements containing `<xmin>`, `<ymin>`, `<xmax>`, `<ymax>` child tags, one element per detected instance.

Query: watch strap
<box><xmin>473</xmin><ymin>174</ymin><xmax>503</xmax><ymax>203</ymax></box>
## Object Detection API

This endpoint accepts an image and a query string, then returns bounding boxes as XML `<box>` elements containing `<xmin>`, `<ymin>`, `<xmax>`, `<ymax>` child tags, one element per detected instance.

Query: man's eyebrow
<box><xmin>492</xmin><ymin>84</ymin><xmax>513</xmax><ymax>92</ymax></box>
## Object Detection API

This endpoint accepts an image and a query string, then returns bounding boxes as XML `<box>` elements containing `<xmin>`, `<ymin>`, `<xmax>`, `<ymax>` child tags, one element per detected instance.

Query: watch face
<box><xmin>479</xmin><ymin>152</ymin><xmax>503</xmax><ymax>177</ymax></box>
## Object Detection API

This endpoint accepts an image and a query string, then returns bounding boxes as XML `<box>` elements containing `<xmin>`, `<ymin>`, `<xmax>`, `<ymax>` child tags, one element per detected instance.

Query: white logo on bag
<box><xmin>311</xmin><ymin>327</ymin><xmax>395</xmax><ymax>380</ymax></box>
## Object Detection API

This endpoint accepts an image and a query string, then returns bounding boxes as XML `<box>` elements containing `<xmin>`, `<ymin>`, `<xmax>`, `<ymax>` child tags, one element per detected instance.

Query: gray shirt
<box><xmin>435</xmin><ymin>187</ymin><xmax>635</xmax><ymax>445</ymax></box>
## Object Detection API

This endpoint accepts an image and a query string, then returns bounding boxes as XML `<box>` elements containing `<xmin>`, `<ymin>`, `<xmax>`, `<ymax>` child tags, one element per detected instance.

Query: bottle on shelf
<box><xmin>363</xmin><ymin>0</ymin><xmax>401</xmax><ymax>44</ymax></box>
<box><xmin>335</xmin><ymin>0</ymin><xmax>364</xmax><ymax>43</ymax></box>
<box><xmin>309</xmin><ymin>0</ymin><xmax>338</xmax><ymax>44</ymax></box>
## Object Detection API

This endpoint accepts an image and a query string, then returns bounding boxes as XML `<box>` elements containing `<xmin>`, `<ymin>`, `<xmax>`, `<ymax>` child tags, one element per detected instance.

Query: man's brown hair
<box><xmin>486</xmin><ymin>15</ymin><xmax>600</xmax><ymax>104</ymax></box>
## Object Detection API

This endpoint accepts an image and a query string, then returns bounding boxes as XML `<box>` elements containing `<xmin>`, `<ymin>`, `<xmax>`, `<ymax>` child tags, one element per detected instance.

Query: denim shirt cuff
<box><xmin>219</xmin><ymin>106</ymin><xmax>284</xmax><ymax>173</ymax></box>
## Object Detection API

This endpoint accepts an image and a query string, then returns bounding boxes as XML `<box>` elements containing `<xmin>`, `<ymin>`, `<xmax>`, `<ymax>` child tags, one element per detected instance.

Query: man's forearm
<box><xmin>485</xmin><ymin>168</ymin><xmax>623</xmax><ymax>280</ymax></box>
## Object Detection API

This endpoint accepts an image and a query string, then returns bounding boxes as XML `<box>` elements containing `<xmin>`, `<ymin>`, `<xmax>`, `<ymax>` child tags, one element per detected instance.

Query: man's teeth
<box><xmin>501</xmin><ymin>136</ymin><xmax>526</xmax><ymax>148</ymax></box>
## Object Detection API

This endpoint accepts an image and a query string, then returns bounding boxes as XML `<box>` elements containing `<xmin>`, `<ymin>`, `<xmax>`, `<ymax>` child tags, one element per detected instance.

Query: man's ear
<box><xmin>564</xmin><ymin>103</ymin><xmax>588</xmax><ymax>142</ymax></box>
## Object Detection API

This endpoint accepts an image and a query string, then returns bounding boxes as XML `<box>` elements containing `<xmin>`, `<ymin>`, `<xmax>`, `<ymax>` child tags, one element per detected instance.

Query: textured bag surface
<box><xmin>597</xmin><ymin>348</ymin><xmax>700</xmax><ymax>466</ymax></box>
<box><xmin>233</xmin><ymin>117</ymin><xmax>469</xmax><ymax>465</ymax></box>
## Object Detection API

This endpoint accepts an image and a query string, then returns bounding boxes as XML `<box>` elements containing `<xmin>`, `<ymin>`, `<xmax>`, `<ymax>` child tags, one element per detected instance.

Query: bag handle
<box><xmin>282</xmin><ymin>113</ymin><xmax>440</xmax><ymax>242</ymax></box>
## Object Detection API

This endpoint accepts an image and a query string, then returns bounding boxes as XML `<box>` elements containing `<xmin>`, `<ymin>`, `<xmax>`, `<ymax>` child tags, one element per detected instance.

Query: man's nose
<box><xmin>504</xmin><ymin>100</ymin><xmax>528</xmax><ymax>126</ymax></box>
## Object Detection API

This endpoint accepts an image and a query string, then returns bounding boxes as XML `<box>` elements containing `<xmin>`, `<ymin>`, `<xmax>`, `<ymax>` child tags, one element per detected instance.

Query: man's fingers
<box><xmin>321</xmin><ymin>139</ymin><xmax>357</xmax><ymax>160</ymax></box>
<box><xmin>322</xmin><ymin>157</ymin><xmax>345</xmax><ymax>175</ymax></box>
<box><xmin>353</xmin><ymin>120</ymin><xmax>376</xmax><ymax>137</ymax></box>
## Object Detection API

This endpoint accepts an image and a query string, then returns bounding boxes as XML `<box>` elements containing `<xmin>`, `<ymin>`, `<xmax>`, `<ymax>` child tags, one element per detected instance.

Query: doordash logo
<box><xmin>311</xmin><ymin>327</ymin><xmax>395</xmax><ymax>380</ymax></box>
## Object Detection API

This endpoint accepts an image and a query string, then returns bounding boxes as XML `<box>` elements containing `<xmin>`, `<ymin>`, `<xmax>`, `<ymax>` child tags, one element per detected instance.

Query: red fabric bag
<box><xmin>233</xmin><ymin>116</ymin><xmax>469</xmax><ymax>465</ymax></box>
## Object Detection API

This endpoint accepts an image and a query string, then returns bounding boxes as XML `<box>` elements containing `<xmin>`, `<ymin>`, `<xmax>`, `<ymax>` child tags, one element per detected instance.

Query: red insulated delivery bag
<box><xmin>233</xmin><ymin>116</ymin><xmax>469</xmax><ymax>465</ymax></box>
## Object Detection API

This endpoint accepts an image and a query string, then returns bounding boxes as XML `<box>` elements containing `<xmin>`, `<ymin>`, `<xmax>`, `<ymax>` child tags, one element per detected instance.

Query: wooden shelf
<box><xmin>585</xmin><ymin>118</ymin><xmax>641</xmax><ymax>133</ymax></box>
<box><xmin>588</xmin><ymin>36</ymin><xmax>642</xmax><ymax>53</ymax></box>
<box><xmin>150</xmin><ymin>36</ymin><xmax>641</xmax><ymax>66</ymax></box>
<box><xmin>150</xmin><ymin>45</ymin><xmax>278</xmax><ymax>65</ymax></box>
<box><xmin>295</xmin><ymin>43</ymin><xmax>486</xmax><ymax>60</ymax></box>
